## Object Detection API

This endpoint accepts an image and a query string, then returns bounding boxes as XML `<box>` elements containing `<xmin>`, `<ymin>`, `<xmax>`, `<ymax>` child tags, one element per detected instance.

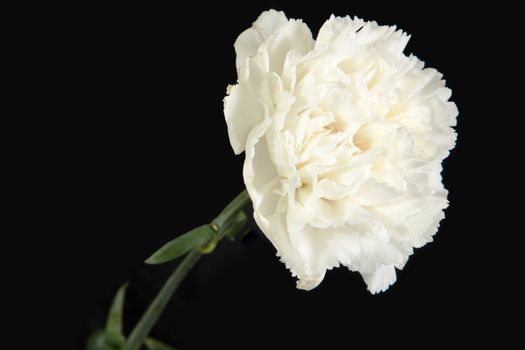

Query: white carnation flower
<box><xmin>224</xmin><ymin>10</ymin><xmax>457</xmax><ymax>293</ymax></box>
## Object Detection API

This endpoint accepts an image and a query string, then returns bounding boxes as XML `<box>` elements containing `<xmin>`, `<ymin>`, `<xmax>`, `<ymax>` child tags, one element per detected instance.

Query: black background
<box><xmin>47</xmin><ymin>1</ymin><xmax>510</xmax><ymax>348</ymax></box>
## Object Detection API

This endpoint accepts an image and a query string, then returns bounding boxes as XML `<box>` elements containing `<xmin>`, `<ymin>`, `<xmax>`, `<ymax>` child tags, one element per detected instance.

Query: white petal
<box><xmin>353</xmin><ymin>179</ymin><xmax>403</xmax><ymax>206</ymax></box>
<box><xmin>315</xmin><ymin>15</ymin><xmax>365</xmax><ymax>49</ymax></box>
<box><xmin>296</xmin><ymin>275</ymin><xmax>324</xmax><ymax>291</ymax></box>
<box><xmin>361</xmin><ymin>265</ymin><xmax>397</xmax><ymax>294</ymax></box>
<box><xmin>287</xmin><ymin>220</ymin><xmax>404</xmax><ymax>289</ymax></box>
<box><xmin>263</xmin><ymin>20</ymin><xmax>314</xmax><ymax>75</ymax></box>
<box><xmin>244</xmin><ymin>123</ymin><xmax>307</xmax><ymax>283</ymax></box>
<box><xmin>224</xmin><ymin>84</ymin><xmax>264</xmax><ymax>154</ymax></box>
<box><xmin>234</xmin><ymin>10</ymin><xmax>288</xmax><ymax>71</ymax></box>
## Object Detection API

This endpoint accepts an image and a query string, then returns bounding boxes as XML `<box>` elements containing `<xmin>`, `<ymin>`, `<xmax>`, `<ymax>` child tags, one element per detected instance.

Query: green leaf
<box><xmin>145</xmin><ymin>225</ymin><xmax>215</xmax><ymax>264</ymax></box>
<box><xmin>145</xmin><ymin>337</ymin><xmax>177</xmax><ymax>350</ymax></box>
<box><xmin>224</xmin><ymin>210</ymin><xmax>250</xmax><ymax>241</ymax></box>
<box><xmin>85</xmin><ymin>330</ymin><xmax>115</xmax><ymax>350</ymax></box>
<box><xmin>105</xmin><ymin>283</ymin><xmax>128</xmax><ymax>347</ymax></box>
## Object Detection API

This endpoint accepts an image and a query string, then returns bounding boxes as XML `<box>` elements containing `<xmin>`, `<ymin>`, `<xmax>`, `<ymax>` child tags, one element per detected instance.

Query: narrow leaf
<box><xmin>145</xmin><ymin>337</ymin><xmax>177</xmax><ymax>350</ymax></box>
<box><xmin>85</xmin><ymin>330</ymin><xmax>114</xmax><ymax>350</ymax></box>
<box><xmin>145</xmin><ymin>225</ymin><xmax>214</xmax><ymax>264</ymax></box>
<box><xmin>105</xmin><ymin>283</ymin><xmax>128</xmax><ymax>346</ymax></box>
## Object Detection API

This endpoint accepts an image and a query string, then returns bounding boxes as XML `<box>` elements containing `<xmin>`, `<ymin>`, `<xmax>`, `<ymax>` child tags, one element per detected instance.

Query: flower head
<box><xmin>224</xmin><ymin>10</ymin><xmax>457</xmax><ymax>293</ymax></box>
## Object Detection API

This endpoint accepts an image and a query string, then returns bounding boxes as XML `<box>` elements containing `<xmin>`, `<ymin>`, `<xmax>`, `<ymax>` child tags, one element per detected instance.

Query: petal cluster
<box><xmin>224</xmin><ymin>10</ymin><xmax>457</xmax><ymax>293</ymax></box>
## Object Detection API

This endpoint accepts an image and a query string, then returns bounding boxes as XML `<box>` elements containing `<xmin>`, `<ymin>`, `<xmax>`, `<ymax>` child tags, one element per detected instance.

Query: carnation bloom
<box><xmin>224</xmin><ymin>10</ymin><xmax>457</xmax><ymax>293</ymax></box>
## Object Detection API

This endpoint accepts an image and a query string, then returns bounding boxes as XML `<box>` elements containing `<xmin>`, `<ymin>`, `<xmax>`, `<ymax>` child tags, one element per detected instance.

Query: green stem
<box><xmin>212</xmin><ymin>190</ymin><xmax>250</xmax><ymax>231</ymax></box>
<box><xmin>123</xmin><ymin>189</ymin><xmax>250</xmax><ymax>350</ymax></box>
<box><xmin>124</xmin><ymin>250</ymin><xmax>201</xmax><ymax>350</ymax></box>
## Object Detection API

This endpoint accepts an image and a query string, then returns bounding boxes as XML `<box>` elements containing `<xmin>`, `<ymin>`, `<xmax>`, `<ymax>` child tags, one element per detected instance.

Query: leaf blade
<box><xmin>145</xmin><ymin>337</ymin><xmax>177</xmax><ymax>350</ymax></box>
<box><xmin>145</xmin><ymin>225</ymin><xmax>214</xmax><ymax>264</ymax></box>
<box><xmin>85</xmin><ymin>330</ymin><xmax>114</xmax><ymax>350</ymax></box>
<box><xmin>105</xmin><ymin>283</ymin><xmax>128</xmax><ymax>346</ymax></box>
